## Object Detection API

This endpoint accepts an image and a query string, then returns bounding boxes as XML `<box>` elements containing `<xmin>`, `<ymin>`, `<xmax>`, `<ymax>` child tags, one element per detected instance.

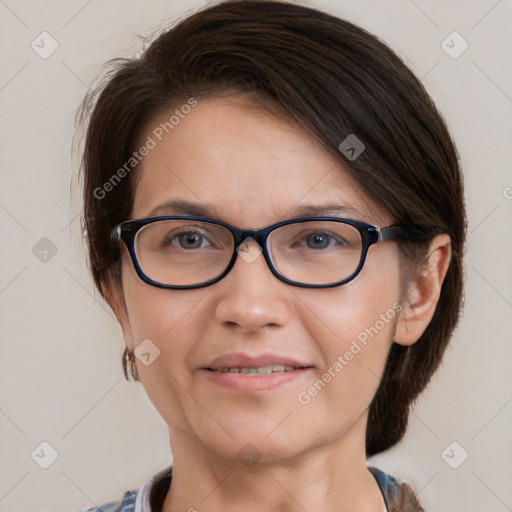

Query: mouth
<box><xmin>205</xmin><ymin>364</ymin><xmax>304</xmax><ymax>375</ymax></box>
<box><xmin>200</xmin><ymin>354</ymin><xmax>314</xmax><ymax>392</ymax></box>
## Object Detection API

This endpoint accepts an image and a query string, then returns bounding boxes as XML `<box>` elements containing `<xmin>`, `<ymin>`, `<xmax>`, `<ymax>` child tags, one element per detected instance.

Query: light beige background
<box><xmin>0</xmin><ymin>1</ymin><xmax>511</xmax><ymax>511</ymax></box>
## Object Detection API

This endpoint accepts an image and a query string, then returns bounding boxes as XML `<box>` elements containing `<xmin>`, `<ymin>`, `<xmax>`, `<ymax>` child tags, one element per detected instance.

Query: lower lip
<box><xmin>199</xmin><ymin>368</ymin><xmax>314</xmax><ymax>392</ymax></box>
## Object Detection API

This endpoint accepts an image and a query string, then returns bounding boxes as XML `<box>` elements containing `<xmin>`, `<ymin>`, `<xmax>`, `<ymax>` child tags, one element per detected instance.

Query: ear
<box><xmin>102</xmin><ymin>271</ymin><xmax>134</xmax><ymax>350</ymax></box>
<box><xmin>394</xmin><ymin>234</ymin><xmax>452</xmax><ymax>346</ymax></box>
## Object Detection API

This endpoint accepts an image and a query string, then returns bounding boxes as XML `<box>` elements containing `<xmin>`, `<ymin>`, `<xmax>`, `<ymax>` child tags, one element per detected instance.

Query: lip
<box><xmin>200</xmin><ymin>352</ymin><xmax>314</xmax><ymax>392</ymax></box>
<box><xmin>205</xmin><ymin>352</ymin><xmax>312</xmax><ymax>370</ymax></box>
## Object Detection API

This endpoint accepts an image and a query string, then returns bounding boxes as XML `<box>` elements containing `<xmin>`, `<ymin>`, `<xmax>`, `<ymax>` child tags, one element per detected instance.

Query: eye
<box><xmin>294</xmin><ymin>230</ymin><xmax>349</xmax><ymax>250</ymax></box>
<box><xmin>306</xmin><ymin>231</ymin><xmax>340</xmax><ymax>249</ymax></box>
<box><xmin>162</xmin><ymin>229</ymin><xmax>211</xmax><ymax>249</ymax></box>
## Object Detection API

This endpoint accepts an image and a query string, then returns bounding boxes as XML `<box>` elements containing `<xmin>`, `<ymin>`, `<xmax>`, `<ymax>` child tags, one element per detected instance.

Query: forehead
<box><xmin>130</xmin><ymin>97</ymin><xmax>389</xmax><ymax>226</ymax></box>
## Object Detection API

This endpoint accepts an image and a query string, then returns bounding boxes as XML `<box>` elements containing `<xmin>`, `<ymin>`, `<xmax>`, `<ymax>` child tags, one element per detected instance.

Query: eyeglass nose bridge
<box><xmin>231</xmin><ymin>225</ymin><xmax>273</xmax><ymax>246</ymax></box>
<box><xmin>230</xmin><ymin>226</ymin><xmax>275</xmax><ymax>268</ymax></box>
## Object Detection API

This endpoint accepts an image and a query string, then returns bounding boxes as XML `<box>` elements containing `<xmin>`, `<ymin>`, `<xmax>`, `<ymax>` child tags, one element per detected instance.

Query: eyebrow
<box><xmin>147</xmin><ymin>199</ymin><xmax>362</xmax><ymax>220</ymax></box>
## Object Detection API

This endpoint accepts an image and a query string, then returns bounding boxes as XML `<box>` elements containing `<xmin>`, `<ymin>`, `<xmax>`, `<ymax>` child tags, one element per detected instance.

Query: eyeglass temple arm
<box><xmin>379</xmin><ymin>225</ymin><xmax>446</xmax><ymax>243</ymax></box>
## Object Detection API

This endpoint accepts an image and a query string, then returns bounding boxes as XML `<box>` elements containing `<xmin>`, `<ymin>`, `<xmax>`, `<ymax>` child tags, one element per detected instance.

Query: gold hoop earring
<box><xmin>123</xmin><ymin>347</ymin><xmax>139</xmax><ymax>381</ymax></box>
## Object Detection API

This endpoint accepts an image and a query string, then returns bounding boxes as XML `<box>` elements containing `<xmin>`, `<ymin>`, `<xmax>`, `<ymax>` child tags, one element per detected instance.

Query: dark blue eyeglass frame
<box><xmin>110</xmin><ymin>214</ymin><xmax>443</xmax><ymax>289</ymax></box>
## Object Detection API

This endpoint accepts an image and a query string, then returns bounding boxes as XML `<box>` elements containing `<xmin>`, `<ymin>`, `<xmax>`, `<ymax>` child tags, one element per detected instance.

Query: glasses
<box><xmin>110</xmin><ymin>215</ymin><xmax>440</xmax><ymax>289</ymax></box>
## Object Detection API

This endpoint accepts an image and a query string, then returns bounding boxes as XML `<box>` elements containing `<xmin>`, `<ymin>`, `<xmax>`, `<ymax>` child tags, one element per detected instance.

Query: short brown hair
<box><xmin>78</xmin><ymin>0</ymin><xmax>466</xmax><ymax>456</ymax></box>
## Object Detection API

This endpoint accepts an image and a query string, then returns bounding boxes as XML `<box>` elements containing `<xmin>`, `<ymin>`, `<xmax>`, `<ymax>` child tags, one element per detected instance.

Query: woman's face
<box><xmin>117</xmin><ymin>96</ymin><xmax>404</xmax><ymax>463</ymax></box>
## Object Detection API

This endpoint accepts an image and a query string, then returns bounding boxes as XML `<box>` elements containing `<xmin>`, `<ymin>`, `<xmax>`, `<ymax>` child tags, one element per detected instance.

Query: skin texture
<box><xmin>106</xmin><ymin>96</ymin><xmax>451</xmax><ymax>512</ymax></box>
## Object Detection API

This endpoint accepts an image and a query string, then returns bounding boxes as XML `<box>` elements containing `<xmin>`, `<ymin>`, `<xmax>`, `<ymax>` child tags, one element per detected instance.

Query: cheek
<box><xmin>300</xmin><ymin>248</ymin><xmax>401</xmax><ymax>353</ymax></box>
<box><xmin>121</xmin><ymin>260</ymin><xmax>208</xmax><ymax>374</ymax></box>
<box><xmin>294</xmin><ymin>248</ymin><xmax>402</xmax><ymax>405</ymax></box>
<box><xmin>121</xmin><ymin>267</ymin><xmax>213</xmax><ymax>429</ymax></box>
<box><xmin>297</xmin><ymin>285</ymin><xmax>399</xmax><ymax>382</ymax></box>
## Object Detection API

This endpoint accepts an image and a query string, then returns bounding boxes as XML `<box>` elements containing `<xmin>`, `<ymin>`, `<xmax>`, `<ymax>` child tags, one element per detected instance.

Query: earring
<box><xmin>123</xmin><ymin>347</ymin><xmax>139</xmax><ymax>381</ymax></box>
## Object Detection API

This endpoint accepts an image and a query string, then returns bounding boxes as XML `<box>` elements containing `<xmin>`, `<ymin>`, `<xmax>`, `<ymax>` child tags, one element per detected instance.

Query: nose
<box><xmin>214</xmin><ymin>238</ymin><xmax>293</xmax><ymax>333</ymax></box>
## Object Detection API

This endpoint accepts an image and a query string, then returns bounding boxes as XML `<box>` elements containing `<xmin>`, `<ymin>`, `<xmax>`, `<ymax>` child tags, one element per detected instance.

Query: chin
<box><xmin>198</xmin><ymin>424</ymin><xmax>306</xmax><ymax>465</ymax></box>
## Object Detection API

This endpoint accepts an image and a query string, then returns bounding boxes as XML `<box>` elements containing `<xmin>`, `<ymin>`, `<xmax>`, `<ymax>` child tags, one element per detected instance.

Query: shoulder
<box><xmin>368</xmin><ymin>466</ymin><xmax>425</xmax><ymax>512</ymax></box>
<box><xmin>76</xmin><ymin>465</ymin><xmax>170</xmax><ymax>512</ymax></box>
<box><xmin>77</xmin><ymin>489</ymin><xmax>138</xmax><ymax>512</ymax></box>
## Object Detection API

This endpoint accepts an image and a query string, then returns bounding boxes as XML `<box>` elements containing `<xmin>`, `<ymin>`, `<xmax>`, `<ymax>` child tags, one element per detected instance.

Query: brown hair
<box><xmin>78</xmin><ymin>0</ymin><xmax>465</xmax><ymax>458</ymax></box>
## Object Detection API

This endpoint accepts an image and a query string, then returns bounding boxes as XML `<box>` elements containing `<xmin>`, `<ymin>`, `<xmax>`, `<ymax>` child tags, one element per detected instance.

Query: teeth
<box><xmin>212</xmin><ymin>365</ymin><xmax>300</xmax><ymax>374</ymax></box>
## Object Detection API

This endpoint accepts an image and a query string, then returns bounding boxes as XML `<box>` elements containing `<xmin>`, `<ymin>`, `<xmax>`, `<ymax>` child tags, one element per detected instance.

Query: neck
<box><xmin>161</xmin><ymin>416</ymin><xmax>386</xmax><ymax>512</ymax></box>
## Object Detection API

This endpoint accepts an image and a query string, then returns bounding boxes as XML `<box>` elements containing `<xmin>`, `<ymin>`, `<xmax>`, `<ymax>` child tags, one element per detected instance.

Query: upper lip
<box><xmin>203</xmin><ymin>352</ymin><xmax>313</xmax><ymax>370</ymax></box>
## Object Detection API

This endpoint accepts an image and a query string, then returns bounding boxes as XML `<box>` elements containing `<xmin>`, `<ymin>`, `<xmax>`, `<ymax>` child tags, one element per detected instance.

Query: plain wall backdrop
<box><xmin>0</xmin><ymin>1</ymin><xmax>511</xmax><ymax>511</ymax></box>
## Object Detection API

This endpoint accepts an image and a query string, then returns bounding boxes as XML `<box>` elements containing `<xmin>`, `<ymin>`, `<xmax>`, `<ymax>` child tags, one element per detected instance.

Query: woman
<box><xmin>77</xmin><ymin>1</ymin><xmax>465</xmax><ymax>510</ymax></box>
